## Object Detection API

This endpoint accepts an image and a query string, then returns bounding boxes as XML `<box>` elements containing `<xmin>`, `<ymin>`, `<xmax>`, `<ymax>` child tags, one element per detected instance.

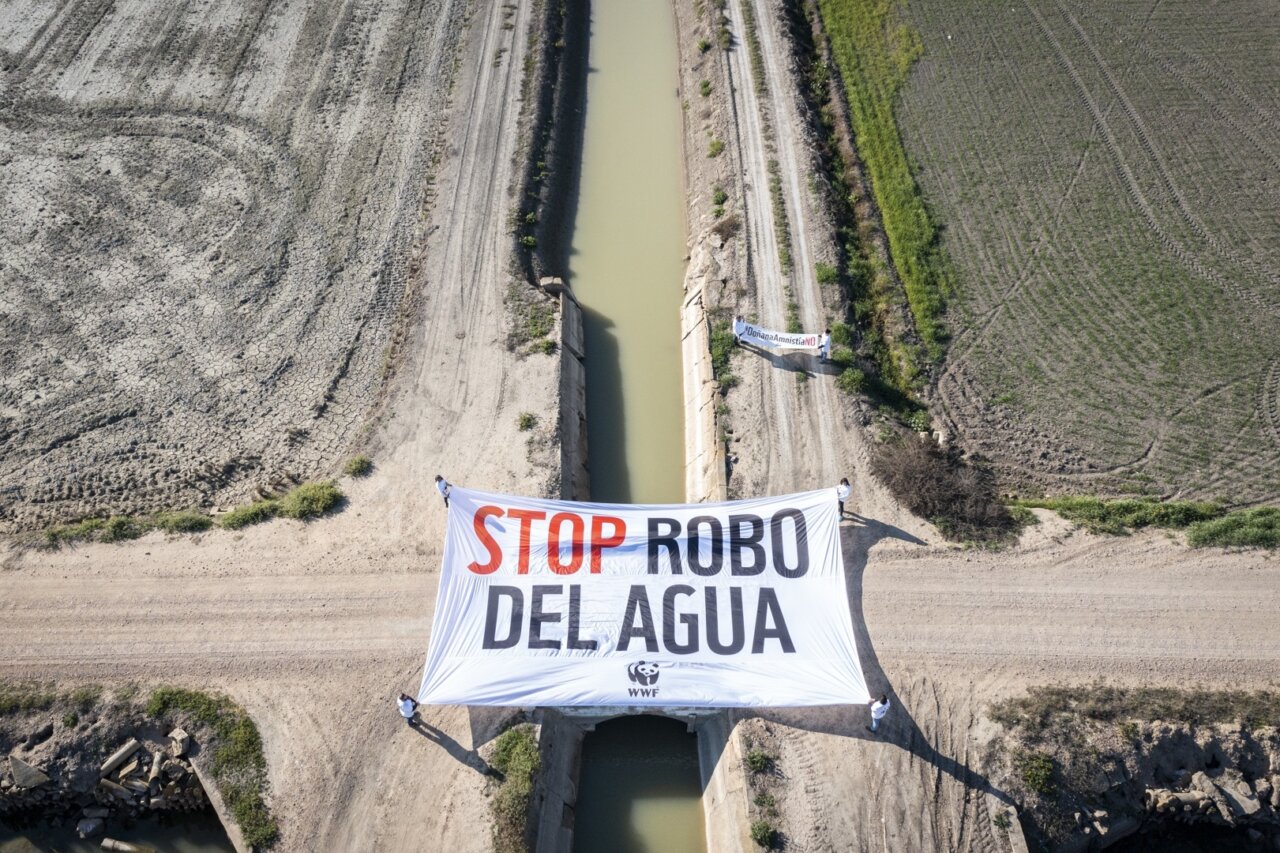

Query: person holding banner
<box><xmin>868</xmin><ymin>694</ymin><xmax>890</xmax><ymax>732</ymax></box>
<box><xmin>733</xmin><ymin>315</ymin><xmax>746</xmax><ymax>346</ymax></box>
<box><xmin>819</xmin><ymin>329</ymin><xmax>831</xmax><ymax>363</ymax></box>
<box><xmin>435</xmin><ymin>474</ymin><xmax>451</xmax><ymax>508</ymax></box>
<box><xmin>398</xmin><ymin>693</ymin><xmax>422</xmax><ymax>728</ymax></box>
<box><xmin>836</xmin><ymin>478</ymin><xmax>852</xmax><ymax>518</ymax></box>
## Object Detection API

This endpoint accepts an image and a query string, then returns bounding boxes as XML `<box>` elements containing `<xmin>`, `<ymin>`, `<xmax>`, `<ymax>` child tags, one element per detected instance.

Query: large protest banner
<box><xmin>738</xmin><ymin>321</ymin><xmax>820</xmax><ymax>351</ymax></box>
<box><xmin>418</xmin><ymin>487</ymin><xmax>869</xmax><ymax>707</ymax></box>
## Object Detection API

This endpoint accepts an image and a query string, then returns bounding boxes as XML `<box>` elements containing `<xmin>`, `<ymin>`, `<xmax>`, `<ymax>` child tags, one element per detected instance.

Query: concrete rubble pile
<box><xmin>1145</xmin><ymin>767</ymin><xmax>1279</xmax><ymax>829</ymax></box>
<box><xmin>2</xmin><ymin>727</ymin><xmax>208</xmax><ymax>840</ymax></box>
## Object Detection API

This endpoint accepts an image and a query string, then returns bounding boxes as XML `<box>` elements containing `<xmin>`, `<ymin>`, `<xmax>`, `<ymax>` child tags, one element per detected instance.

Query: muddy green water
<box><xmin>567</xmin><ymin>0</ymin><xmax>704</xmax><ymax>849</ymax></box>
<box><xmin>573</xmin><ymin>716</ymin><xmax>704</xmax><ymax>853</ymax></box>
<box><xmin>569</xmin><ymin>0</ymin><xmax>687</xmax><ymax>504</ymax></box>
<box><xmin>0</xmin><ymin>811</ymin><xmax>233</xmax><ymax>852</ymax></box>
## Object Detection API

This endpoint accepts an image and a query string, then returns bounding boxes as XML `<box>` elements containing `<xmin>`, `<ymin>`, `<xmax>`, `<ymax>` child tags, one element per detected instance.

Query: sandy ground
<box><xmin>2</xmin><ymin>0</ymin><xmax>1279</xmax><ymax>851</ymax></box>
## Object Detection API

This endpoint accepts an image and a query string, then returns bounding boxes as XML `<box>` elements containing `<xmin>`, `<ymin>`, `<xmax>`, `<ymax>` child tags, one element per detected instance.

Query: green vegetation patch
<box><xmin>745</xmin><ymin>748</ymin><xmax>774</xmax><ymax>774</ymax></box>
<box><xmin>992</xmin><ymin>684</ymin><xmax>1280</xmax><ymax>737</ymax></box>
<box><xmin>343</xmin><ymin>454</ymin><xmax>374</xmax><ymax>477</ymax></box>
<box><xmin>276</xmin><ymin>481</ymin><xmax>342</xmax><ymax>520</ymax></box>
<box><xmin>506</xmin><ymin>283</ymin><xmax>559</xmax><ymax>353</ymax></box>
<box><xmin>490</xmin><ymin>724</ymin><xmax>541</xmax><ymax>853</ymax></box>
<box><xmin>709</xmin><ymin>321</ymin><xmax>739</xmax><ymax>390</ymax></box>
<box><xmin>47</xmin><ymin>509</ymin><xmax>212</xmax><ymax>546</ymax></box>
<box><xmin>0</xmin><ymin>683</ymin><xmax>59</xmax><ymax>716</ymax></box>
<box><xmin>219</xmin><ymin>499</ymin><xmax>279</xmax><ymax>530</ymax></box>
<box><xmin>147</xmin><ymin>687</ymin><xmax>278</xmax><ymax>848</ymax></box>
<box><xmin>815</xmin><ymin>0</ymin><xmax>951</xmax><ymax>357</ymax></box>
<box><xmin>750</xmin><ymin>819</ymin><xmax>778</xmax><ymax>848</ymax></box>
<box><xmin>1013</xmin><ymin>750</ymin><xmax>1055</xmax><ymax>796</ymax></box>
<box><xmin>1009</xmin><ymin>496</ymin><xmax>1223</xmax><ymax>536</ymax></box>
<box><xmin>1187</xmin><ymin>507</ymin><xmax>1280</xmax><ymax>549</ymax></box>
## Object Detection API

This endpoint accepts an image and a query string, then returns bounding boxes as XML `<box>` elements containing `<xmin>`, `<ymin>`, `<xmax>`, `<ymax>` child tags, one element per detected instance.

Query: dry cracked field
<box><xmin>0</xmin><ymin>0</ymin><xmax>466</xmax><ymax>530</ymax></box>
<box><xmin>898</xmin><ymin>0</ymin><xmax>1280</xmax><ymax>503</ymax></box>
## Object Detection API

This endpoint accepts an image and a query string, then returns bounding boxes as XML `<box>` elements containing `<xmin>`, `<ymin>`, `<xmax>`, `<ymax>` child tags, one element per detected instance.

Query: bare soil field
<box><xmin>0</xmin><ymin>0</ymin><xmax>467</xmax><ymax>530</ymax></box>
<box><xmin>892</xmin><ymin>0</ymin><xmax>1280</xmax><ymax>503</ymax></box>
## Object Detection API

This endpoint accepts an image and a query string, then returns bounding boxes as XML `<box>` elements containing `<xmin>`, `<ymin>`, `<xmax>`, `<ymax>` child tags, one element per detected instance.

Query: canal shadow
<box><xmin>751</xmin><ymin>518</ymin><xmax>1015</xmax><ymax>808</ymax></box>
<box><xmin>576</xmin><ymin>305</ymin><xmax>631</xmax><ymax>500</ymax></box>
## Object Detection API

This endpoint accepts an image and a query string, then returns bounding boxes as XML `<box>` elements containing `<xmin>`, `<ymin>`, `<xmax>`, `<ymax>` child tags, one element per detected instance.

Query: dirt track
<box><xmin>2</xmin><ymin>0</ymin><xmax>1280</xmax><ymax>851</ymax></box>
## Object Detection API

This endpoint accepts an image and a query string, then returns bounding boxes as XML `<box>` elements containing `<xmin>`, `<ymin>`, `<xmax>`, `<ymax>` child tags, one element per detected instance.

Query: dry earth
<box><xmin>0</xmin><ymin>0</ymin><xmax>470</xmax><ymax>530</ymax></box>
<box><xmin>2</xmin><ymin>1</ymin><xmax>1279</xmax><ymax>852</ymax></box>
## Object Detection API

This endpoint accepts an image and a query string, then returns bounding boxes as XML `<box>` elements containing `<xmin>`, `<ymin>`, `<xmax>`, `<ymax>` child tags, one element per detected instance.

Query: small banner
<box><xmin>736</xmin><ymin>320</ymin><xmax>820</xmax><ymax>351</ymax></box>
<box><xmin>418</xmin><ymin>487</ymin><xmax>869</xmax><ymax>707</ymax></box>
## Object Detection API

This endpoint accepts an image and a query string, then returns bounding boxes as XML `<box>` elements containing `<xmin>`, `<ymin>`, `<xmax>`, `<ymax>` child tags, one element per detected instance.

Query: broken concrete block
<box><xmin>1216</xmin><ymin>776</ymin><xmax>1261</xmax><ymax>817</ymax></box>
<box><xmin>100</xmin><ymin>739</ymin><xmax>141</xmax><ymax>776</ymax></box>
<box><xmin>168</xmin><ymin>727</ymin><xmax>190</xmax><ymax>758</ymax></box>
<box><xmin>117</xmin><ymin>759</ymin><xmax>139</xmax><ymax>779</ymax></box>
<box><xmin>98</xmin><ymin>778</ymin><xmax>133</xmax><ymax>802</ymax></box>
<box><xmin>8</xmin><ymin>755</ymin><xmax>50</xmax><ymax>789</ymax></box>
<box><xmin>148</xmin><ymin>752</ymin><xmax>163</xmax><ymax>784</ymax></box>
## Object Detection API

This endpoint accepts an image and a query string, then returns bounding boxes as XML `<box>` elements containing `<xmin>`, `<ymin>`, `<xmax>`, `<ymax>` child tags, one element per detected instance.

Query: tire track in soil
<box><xmin>1051</xmin><ymin>0</ymin><xmax>1280</xmax><ymax>293</ymax></box>
<box><xmin>1023</xmin><ymin>0</ymin><xmax>1276</xmax><ymax>317</ymax></box>
<box><xmin>723</xmin><ymin>0</ymin><xmax>796</xmax><ymax>484</ymax></box>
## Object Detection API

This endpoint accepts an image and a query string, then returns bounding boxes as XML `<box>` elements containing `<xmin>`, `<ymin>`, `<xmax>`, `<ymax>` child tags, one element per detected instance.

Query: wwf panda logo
<box><xmin>627</xmin><ymin>660</ymin><xmax>661</xmax><ymax>686</ymax></box>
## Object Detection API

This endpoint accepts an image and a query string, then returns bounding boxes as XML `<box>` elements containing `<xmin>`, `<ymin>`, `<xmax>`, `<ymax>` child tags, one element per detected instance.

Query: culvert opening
<box><xmin>572</xmin><ymin>715</ymin><xmax>704</xmax><ymax>853</ymax></box>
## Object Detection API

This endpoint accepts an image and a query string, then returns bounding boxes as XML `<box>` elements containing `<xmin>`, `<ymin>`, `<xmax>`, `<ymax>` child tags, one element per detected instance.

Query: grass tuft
<box><xmin>1009</xmin><ymin>496</ymin><xmax>1223</xmax><ymax>536</ymax></box>
<box><xmin>1187</xmin><ymin>506</ymin><xmax>1280</xmax><ymax>548</ymax></box>
<box><xmin>219</xmin><ymin>499</ymin><xmax>279</xmax><ymax>530</ymax></box>
<box><xmin>343</xmin><ymin>455</ymin><xmax>374</xmax><ymax>477</ymax></box>
<box><xmin>491</xmin><ymin>724</ymin><xmax>540</xmax><ymax>853</ymax></box>
<box><xmin>276</xmin><ymin>481</ymin><xmax>342</xmax><ymax>520</ymax></box>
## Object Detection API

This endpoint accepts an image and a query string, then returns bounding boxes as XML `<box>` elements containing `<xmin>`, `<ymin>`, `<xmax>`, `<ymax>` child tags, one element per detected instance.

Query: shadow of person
<box><xmin>755</xmin><ymin>517</ymin><xmax>1014</xmax><ymax>807</ymax></box>
<box><xmin>738</xmin><ymin>341</ymin><xmax>814</xmax><ymax>376</ymax></box>
<box><xmin>411</xmin><ymin>719</ymin><xmax>494</xmax><ymax>776</ymax></box>
<box><xmin>840</xmin><ymin>512</ymin><xmax>927</xmax><ymax>546</ymax></box>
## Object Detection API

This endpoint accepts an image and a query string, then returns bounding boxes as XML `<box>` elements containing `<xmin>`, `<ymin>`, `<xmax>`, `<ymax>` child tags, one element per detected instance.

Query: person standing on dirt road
<box><xmin>836</xmin><ymin>477</ymin><xmax>851</xmax><ymax>518</ymax></box>
<box><xmin>398</xmin><ymin>693</ymin><xmax>422</xmax><ymax>729</ymax></box>
<box><xmin>733</xmin><ymin>315</ymin><xmax>746</xmax><ymax>346</ymax></box>
<box><xmin>435</xmin><ymin>475</ymin><xmax>451</xmax><ymax>508</ymax></box>
<box><xmin>867</xmin><ymin>694</ymin><xmax>890</xmax><ymax>733</ymax></box>
<box><xmin>819</xmin><ymin>329</ymin><xmax>831</xmax><ymax>363</ymax></box>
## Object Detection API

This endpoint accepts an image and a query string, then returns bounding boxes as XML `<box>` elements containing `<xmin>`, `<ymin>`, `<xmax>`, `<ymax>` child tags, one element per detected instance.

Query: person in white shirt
<box><xmin>434</xmin><ymin>474</ymin><xmax>451</xmax><ymax>508</ymax></box>
<box><xmin>398</xmin><ymin>693</ymin><xmax>421</xmax><ymax>728</ymax></box>
<box><xmin>868</xmin><ymin>694</ymin><xmax>890</xmax><ymax>733</ymax></box>
<box><xmin>733</xmin><ymin>315</ymin><xmax>746</xmax><ymax>346</ymax></box>
<box><xmin>836</xmin><ymin>477</ymin><xmax>851</xmax><ymax>518</ymax></box>
<box><xmin>819</xmin><ymin>329</ymin><xmax>831</xmax><ymax>362</ymax></box>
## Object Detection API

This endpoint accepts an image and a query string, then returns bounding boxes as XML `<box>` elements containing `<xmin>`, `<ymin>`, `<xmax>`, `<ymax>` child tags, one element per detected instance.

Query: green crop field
<box><xmin>881</xmin><ymin>0</ymin><xmax>1280</xmax><ymax>502</ymax></box>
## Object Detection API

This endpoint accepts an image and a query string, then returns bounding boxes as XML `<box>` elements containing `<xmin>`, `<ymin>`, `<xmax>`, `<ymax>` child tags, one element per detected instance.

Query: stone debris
<box><xmin>3</xmin><ymin>734</ymin><xmax>211</xmax><ymax>831</ymax></box>
<box><xmin>168</xmin><ymin>727</ymin><xmax>190</xmax><ymax>758</ymax></box>
<box><xmin>75</xmin><ymin>816</ymin><xmax>104</xmax><ymax>838</ymax></box>
<box><xmin>99</xmin><ymin>739</ymin><xmax>141</xmax><ymax>776</ymax></box>
<box><xmin>7</xmin><ymin>755</ymin><xmax>50</xmax><ymax>789</ymax></box>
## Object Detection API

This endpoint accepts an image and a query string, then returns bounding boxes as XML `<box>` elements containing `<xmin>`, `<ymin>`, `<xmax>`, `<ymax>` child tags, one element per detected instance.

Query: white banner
<box><xmin>418</xmin><ymin>487</ymin><xmax>869</xmax><ymax>707</ymax></box>
<box><xmin>735</xmin><ymin>320</ymin><xmax>820</xmax><ymax>351</ymax></box>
